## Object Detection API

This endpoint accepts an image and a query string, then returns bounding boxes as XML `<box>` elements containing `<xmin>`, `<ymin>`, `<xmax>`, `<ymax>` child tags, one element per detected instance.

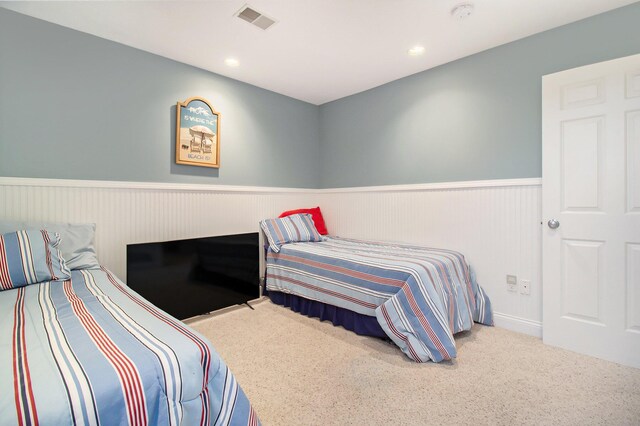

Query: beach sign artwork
<box><xmin>176</xmin><ymin>97</ymin><xmax>220</xmax><ymax>168</ymax></box>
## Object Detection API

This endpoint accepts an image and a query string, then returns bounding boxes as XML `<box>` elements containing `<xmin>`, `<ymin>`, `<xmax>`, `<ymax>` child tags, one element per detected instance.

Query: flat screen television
<box><xmin>126</xmin><ymin>232</ymin><xmax>259</xmax><ymax>320</ymax></box>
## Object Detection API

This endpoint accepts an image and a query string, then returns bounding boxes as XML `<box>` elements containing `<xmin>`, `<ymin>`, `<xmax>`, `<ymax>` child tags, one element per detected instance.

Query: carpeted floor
<box><xmin>189</xmin><ymin>299</ymin><xmax>640</xmax><ymax>426</ymax></box>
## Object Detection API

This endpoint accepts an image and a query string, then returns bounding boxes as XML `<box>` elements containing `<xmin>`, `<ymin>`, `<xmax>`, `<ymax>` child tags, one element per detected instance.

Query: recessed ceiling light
<box><xmin>451</xmin><ymin>3</ymin><xmax>474</xmax><ymax>20</ymax></box>
<box><xmin>407</xmin><ymin>46</ymin><xmax>425</xmax><ymax>56</ymax></box>
<box><xmin>225</xmin><ymin>58</ymin><xmax>240</xmax><ymax>67</ymax></box>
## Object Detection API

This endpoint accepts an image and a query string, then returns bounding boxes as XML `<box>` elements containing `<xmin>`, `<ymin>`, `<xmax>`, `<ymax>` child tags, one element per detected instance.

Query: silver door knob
<box><xmin>548</xmin><ymin>219</ymin><xmax>560</xmax><ymax>229</ymax></box>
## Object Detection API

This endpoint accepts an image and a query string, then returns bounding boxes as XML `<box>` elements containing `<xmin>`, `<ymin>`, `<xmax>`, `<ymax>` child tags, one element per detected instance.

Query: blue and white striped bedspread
<box><xmin>266</xmin><ymin>237</ymin><xmax>493</xmax><ymax>363</ymax></box>
<box><xmin>0</xmin><ymin>268</ymin><xmax>259</xmax><ymax>426</ymax></box>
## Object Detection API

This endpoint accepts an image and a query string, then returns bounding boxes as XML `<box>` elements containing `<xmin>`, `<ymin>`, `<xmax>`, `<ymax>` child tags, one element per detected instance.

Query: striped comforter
<box><xmin>0</xmin><ymin>268</ymin><xmax>259</xmax><ymax>426</ymax></box>
<box><xmin>266</xmin><ymin>237</ymin><xmax>493</xmax><ymax>363</ymax></box>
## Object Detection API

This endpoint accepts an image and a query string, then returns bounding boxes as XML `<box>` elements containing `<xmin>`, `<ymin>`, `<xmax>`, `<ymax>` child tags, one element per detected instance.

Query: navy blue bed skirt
<box><xmin>266</xmin><ymin>289</ymin><xmax>388</xmax><ymax>339</ymax></box>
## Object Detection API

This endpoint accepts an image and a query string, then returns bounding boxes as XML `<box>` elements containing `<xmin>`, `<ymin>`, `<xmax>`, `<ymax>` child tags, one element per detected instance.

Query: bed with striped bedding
<box><xmin>266</xmin><ymin>237</ymin><xmax>493</xmax><ymax>363</ymax></box>
<box><xmin>0</xmin><ymin>267</ymin><xmax>259</xmax><ymax>426</ymax></box>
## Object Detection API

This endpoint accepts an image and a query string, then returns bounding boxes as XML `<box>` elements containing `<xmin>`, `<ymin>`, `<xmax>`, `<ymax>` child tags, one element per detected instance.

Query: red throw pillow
<box><xmin>279</xmin><ymin>206</ymin><xmax>328</xmax><ymax>235</ymax></box>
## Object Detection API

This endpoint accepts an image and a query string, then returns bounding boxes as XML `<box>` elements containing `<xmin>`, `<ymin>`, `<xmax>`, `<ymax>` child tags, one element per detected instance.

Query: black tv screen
<box><xmin>126</xmin><ymin>232</ymin><xmax>259</xmax><ymax>320</ymax></box>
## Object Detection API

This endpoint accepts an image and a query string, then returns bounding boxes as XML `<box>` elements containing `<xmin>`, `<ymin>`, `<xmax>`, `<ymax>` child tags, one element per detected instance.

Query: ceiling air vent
<box><xmin>236</xmin><ymin>5</ymin><xmax>277</xmax><ymax>30</ymax></box>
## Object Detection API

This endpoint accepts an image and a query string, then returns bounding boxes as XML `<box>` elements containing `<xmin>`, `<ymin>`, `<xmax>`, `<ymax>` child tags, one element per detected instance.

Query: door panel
<box><xmin>626</xmin><ymin>70</ymin><xmax>640</xmax><ymax>98</ymax></box>
<box><xmin>627</xmin><ymin>243</ymin><xmax>640</xmax><ymax>333</ymax></box>
<box><xmin>561</xmin><ymin>117</ymin><xmax>602</xmax><ymax>211</ymax></box>
<box><xmin>627</xmin><ymin>110</ymin><xmax>640</xmax><ymax>212</ymax></box>
<box><xmin>562</xmin><ymin>240</ymin><xmax>603</xmax><ymax>323</ymax></box>
<box><xmin>561</xmin><ymin>78</ymin><xmax>605</xmax><ymax>109</ymax></box>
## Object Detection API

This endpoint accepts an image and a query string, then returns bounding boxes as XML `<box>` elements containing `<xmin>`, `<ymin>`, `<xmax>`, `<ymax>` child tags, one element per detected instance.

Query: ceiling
<box><xmin>1</xmin><ymin>0</ymin><xmax>637</xmax><ymax>105</ymax></box>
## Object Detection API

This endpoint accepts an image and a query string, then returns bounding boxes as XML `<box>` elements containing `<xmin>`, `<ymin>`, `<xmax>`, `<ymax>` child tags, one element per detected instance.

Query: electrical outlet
<box><xmin>521</xmin><ymin>279</ymin><xmax>531</xmax><ymax>295</ymax></box>
<box><xmin>506</xmin><ymin>275</ymin><xmax>517</xmax><ymax>292</ymax></box>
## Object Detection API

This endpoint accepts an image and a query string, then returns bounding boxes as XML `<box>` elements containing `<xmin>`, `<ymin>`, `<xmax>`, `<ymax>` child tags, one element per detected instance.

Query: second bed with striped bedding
<box><xmin>266</xmin><ymin>237</ymin><xmax>493</xmax><ymax>363</ymax></box>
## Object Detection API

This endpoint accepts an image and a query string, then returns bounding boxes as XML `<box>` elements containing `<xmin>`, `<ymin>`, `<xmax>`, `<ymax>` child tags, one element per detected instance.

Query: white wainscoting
<box><xmin>0</xmin><ymin>177</ymin><xmax>542</xmax><ymax>336</ymax></box>
<box><xmin>0</xmin><ymin>177</ymin><xmax>314</xmax><ymax>280</ymax></box>
<box><xmin>317</xmin><ymin>178</ymin><xmax>543</xmax><ymax>336</ymax></box>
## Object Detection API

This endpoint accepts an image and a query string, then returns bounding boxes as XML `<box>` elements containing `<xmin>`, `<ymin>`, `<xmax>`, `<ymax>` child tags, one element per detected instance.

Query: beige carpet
<box><xmin>189</xmin><ymin>299</ymin><xmax>640</xmax><ymax>426</ymax></box>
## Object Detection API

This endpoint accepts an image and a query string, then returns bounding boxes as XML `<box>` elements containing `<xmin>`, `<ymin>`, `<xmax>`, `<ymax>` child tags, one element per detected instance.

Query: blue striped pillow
<box><xmin>0</xmin><ymin>229</ymin><xmax>71</xmax><ymax>291</ymax></box>
<box><xmin>260</xmin><ymin>213</ymin><xmax>323</xmax><ymax>253</ymax></box>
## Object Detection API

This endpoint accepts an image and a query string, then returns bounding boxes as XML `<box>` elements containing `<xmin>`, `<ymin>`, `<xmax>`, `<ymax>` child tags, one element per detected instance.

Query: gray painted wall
<box><xmin>2</xmin><ymin>5</ymin><xmax>640</xmax><ymax>189</ymax></box>
<box><xmin>319</xmin><ymin>3</ymin><xmax>640</xmax><ymax>188</ymax></box>
<box><xmin>0</xmin><ymin>8</ymin><xmax>320</xmax><ymax>188</ymax></box>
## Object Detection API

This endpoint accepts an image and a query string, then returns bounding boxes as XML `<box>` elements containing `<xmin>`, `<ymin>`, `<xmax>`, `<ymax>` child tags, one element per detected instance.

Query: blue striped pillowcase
<box><xmin>0</xmin><ymin>229</ymin><xmax>71</xmax><ymax>291</ymax></box>
<box><xmin>260</xmin><ymin>213</ymin><xmax>324</xmax><ymax>253</ymax></box>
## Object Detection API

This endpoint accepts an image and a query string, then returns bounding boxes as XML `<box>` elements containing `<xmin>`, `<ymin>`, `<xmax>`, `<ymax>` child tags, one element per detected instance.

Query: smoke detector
<box><xmin>236</xmin><ymin>5</ymin><xmax>277</xmax><ymax>30</ymax></box>
<box><xmin>451</xmin><ymin>3</ymin><xmax>474</xmax><ymax>20</ymax></box>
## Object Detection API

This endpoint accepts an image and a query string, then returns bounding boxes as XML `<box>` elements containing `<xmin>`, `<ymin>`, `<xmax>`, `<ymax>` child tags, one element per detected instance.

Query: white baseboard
<box><xmin>493</xmin><ymin>312</ymin><xmax>542</xmax><ymax>338</ymax></box>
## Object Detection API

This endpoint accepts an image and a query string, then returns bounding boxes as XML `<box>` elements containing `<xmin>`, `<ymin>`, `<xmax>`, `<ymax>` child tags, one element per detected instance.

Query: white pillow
<box><xmin>0</xmin><ymin>221</ymin><xmax>100</xmax><ymax>270</ymax></box>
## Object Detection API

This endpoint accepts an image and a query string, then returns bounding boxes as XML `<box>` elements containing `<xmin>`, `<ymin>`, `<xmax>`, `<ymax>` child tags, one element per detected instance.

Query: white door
<box><xmin>542</xmin><ymin>53</ymin><xmax>640</xmax><ymax>369</ymax></box>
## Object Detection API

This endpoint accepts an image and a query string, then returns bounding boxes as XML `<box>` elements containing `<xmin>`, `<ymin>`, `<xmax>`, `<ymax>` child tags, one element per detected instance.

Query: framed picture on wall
<box><xmin>175</xmin><ymin>97</ymin><xmax>220</xmax><ymax>168</ymax></box>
